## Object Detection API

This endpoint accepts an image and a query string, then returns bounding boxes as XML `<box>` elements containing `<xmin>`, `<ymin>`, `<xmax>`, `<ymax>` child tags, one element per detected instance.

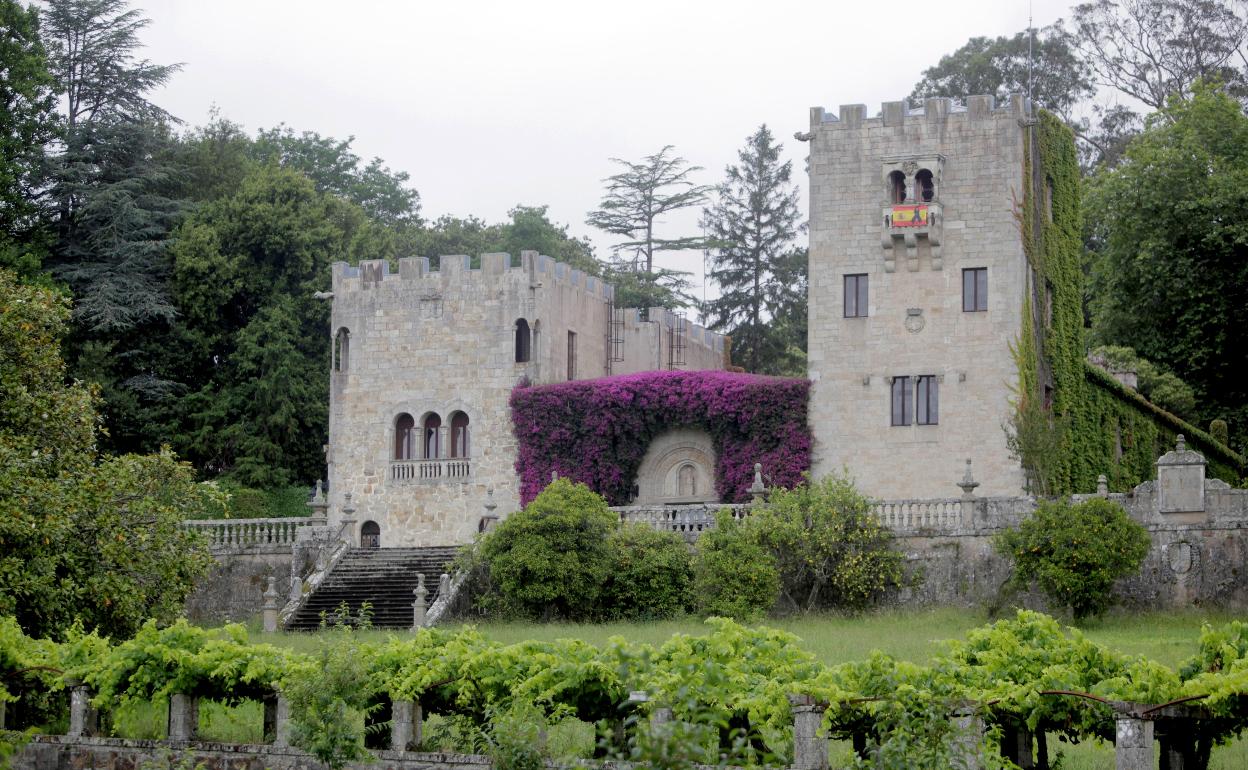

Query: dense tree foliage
<box><xmin>0</xmin><ymin>270</ymin><xmax>213</xmax><ymax>640</ymax></box>
<box><xmin>1086</xmin><ymin>86</ymin><xmax>1248</xmax><ymax>442</ymax></box>
<box><xmin>701</xmin><ymin>126</ymin><xmax>805</xmax><ymax>375</ymax></box>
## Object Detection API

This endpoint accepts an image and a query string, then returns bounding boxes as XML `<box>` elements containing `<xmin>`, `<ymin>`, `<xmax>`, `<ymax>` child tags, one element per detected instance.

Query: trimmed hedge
<box><xmin>510</xmin><ymin>370</ymin><xmax>810</xmax><ymax>505</ymax></box>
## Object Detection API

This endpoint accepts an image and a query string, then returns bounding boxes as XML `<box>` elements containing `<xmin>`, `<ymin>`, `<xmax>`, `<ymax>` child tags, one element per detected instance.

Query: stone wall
<box><xmin>805</xmin><ymin>95</ymin><xmax>1032</xmax><ymax>499</ymax></box>
<box><xmin>184</xmin><ymin>546</ymin><xmax>293</xmax><ymax>624</ymax></box>
<box><xmin>327</xmin><ymin>253</ymin><xmax>726</xmax><ymax>549</ymax></box>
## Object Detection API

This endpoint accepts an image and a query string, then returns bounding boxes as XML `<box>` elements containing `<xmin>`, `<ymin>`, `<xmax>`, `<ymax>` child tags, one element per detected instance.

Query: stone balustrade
<box><xmin>390</xmin><ymin>459</ymin><xmax>472</xmax><ymax>482</ymax></box>
<box><xmin>869</xmin><ymin>499</ymin><xmax>963</xmax><ymax>532</ymax></box>
<box><xmin>182</xmin><ymin>518</ymin><xmax>310</xmax><ymax>548</ymax></box>
<box><xmin>614</xmin><ymin>503</ymin><xmax>749</xmax><ymax>539</ymax></box>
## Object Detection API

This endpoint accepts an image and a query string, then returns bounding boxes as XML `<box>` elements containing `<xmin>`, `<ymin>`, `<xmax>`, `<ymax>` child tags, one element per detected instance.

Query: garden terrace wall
<box><xmin>511</xmin><ymin>370</ymin><xmax>811</xmax><ymax>505</ymax></box>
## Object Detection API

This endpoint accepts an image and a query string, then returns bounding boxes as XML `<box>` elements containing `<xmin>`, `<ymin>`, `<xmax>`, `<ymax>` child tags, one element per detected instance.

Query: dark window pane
<box><xmin>977</xmin><ymin>269</ymin><xmax>988</xmax><ymax>311</ymax></box>
<box><xmin>891</xmin><ymin>376</ymin><xmax>911</xmax><ymax>426</ymax></box>
<box><xmin>962</xmin><ymin>269</ymin><xmax>974</xmax><ymax>312</ymax></box>
<box><xmin>917</xmin><ymin>375</ymin><xmax>939</xmax><ymax>425</ymax></box>
<box><xmin>858</xmin><ymin>275</ymin><xmax>869</xmax><ymax>316</ymax></box>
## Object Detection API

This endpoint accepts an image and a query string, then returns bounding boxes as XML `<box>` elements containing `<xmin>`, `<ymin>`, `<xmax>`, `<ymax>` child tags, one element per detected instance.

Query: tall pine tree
<box><xmin>700</xmin><ymin>126</ymin><xmax>804</xmax><ymax>375</ymax></box>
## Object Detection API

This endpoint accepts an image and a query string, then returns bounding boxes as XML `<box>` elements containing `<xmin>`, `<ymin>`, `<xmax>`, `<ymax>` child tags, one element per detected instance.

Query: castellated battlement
<box><xmin>330</xmin><ymin>251</ymin><xmax>723</xmax><ymax>356</ymax></box>
<box><xmin>809</xmin><ymin>93</ymin><xmax>1030</xmax><ymax>131</ymax></box>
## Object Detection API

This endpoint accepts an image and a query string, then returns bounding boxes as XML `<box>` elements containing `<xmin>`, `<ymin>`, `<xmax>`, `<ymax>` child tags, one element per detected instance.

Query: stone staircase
<box><xmin>286</xmin><ymin>546</ymin><xmax>460</xmax><ymax>630</ymax></box>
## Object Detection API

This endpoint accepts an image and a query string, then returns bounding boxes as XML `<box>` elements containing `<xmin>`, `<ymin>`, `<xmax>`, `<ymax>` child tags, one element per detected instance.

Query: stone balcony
<box><xmin>389</xmin><ymin>458</ymin><xmax>472</xmax><ymax>483</ymax></box>
<box><xmin>881</xmin><ymin>201</ymin><xmax>943</xmax><ymax>270</ymax></box>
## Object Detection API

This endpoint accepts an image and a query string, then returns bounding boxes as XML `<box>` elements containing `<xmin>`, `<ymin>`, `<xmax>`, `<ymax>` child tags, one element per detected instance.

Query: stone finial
<box><xmin>262</xmin><ymin>576</ymin><xmax>280</xmax><ymax>633</ymax></box>
<box><xmin>313</xmin><ymin>479</ymin><xmax>324</xmax><ymax>504</ymax></box>
<box><xmin>484</xmin><ymin>488</ymin><xmax>497</xmax><ymax>515</ymax></box>
<box><xmin>1097</xmin><ymin>474</ymin><xmax>1109</xmax><ymax>497</ymax></box>
<box><xmin>957</xmin><ymin>459</ymin><xmax>980</xmax><ymax>500</ymax></box>
<box><xmin>749</xmin><ymin>463</ymin><xmax>768</xmax><ymax>504</ymax></box>
<box><xmin>1176</xmin><ymin>434</ymin><xmax>1186</xmax><ymax>452</ymax></box>
<box><xmin>343</xmin><ymin>491</ymin><xmax>355</xmax><ymax>515</ymax></box>
<box><xmin>551</xmin><ymin>469</ymin><xmax>559</xmax><ymax>483</ymax></box>
<box><xmin>307</xmin><ymin>479</ymin><xmax>329</xmax><ymax>526</ymax></box>
<box><xmin>412</xmin><ymin>574</ymin><xmax>428</xmax><ymax>630</ymax></box>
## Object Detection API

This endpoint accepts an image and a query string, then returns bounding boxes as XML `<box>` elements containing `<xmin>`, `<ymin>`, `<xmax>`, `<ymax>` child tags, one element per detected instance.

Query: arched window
<box><xmin>888</xmin><ymin>170</ymin><xmax>907</xmax><ymax>204</ymax></box>
<box><xmin>515</xmin><ymin>319</ymin><xmax>531</xmax><ymax>362</ymax></box>
<box><xmin>361</xmin><ymin>520</ymin><xmax>380</xmax><ymax>549</ymax></box>
<box><xmin>394</xmin><ymin>414</ymin><xmax>415</xmax><ymax>460</ymax></box>
<box><xmin>423</xmin><ymin>413</ymin><xmax>442</xmax><ymax>459</ymax></box>
<box><xmin>333</xmin><ymin>328</ymin><xmax>350</xmax><ymax>372</ymax></box>
<box><xmin>450</xmin><ymin>411</ymin><xmax>470</xmax><ymax>458</ymax></box>
<box><xmin>915</xmin><ymin>169</ymin><xmax>934</xmax><ymax>202</ymax></box>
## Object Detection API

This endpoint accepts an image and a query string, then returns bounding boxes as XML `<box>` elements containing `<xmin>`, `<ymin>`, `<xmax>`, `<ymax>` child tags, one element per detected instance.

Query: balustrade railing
<box><xmin>390</xmin><ymin>459</ymin><xmax>472</xmax><ymax>482</ymax></box>
<box><xmin>615</xmin><ymin>504</ymin><xmax>749</xmax><ymax>535</ymax></box>
<box><xmin>182</xmin><ymin>517</ymin><xmax>311</xmax><ymax>547</ymax></box>
<box><xmin>869</xmin><ymin>499</ymin><xmax>963</xmax><ymax>532</ymax></box>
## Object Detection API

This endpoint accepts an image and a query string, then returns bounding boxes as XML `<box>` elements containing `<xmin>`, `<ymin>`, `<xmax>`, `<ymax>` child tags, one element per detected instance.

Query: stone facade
<box><xmin>805</xmin><ymin>95</ymin><xmax>1033</xmax><ymax>499</ymax></box>
<box><xmin>326</xmin><ymin>253</ymin><xmax>725</xmax><ymax>547</ymax></box>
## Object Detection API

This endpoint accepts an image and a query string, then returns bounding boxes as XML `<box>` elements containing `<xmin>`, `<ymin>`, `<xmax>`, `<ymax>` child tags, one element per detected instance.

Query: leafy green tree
<box><xmin>691</xmin><ymin>510</ymin><xmax>779</xmax><ymax>621</ymax></box>
<box><xmin>251</xmin><ymin>125</ymin><xmax>421</xmax><ymax>225</ymax></box>
<box><xmin>748</xmin><ymin>474</ymin><xmax>902</xmax><ymax>612</ymax></box>
<box><xmin>170</xmin><ymin>166</ymin><xmax>375</xmax><ymax>486</ymax></box>
<box><xmin>995</xmin><ymin>497</ymin><xmax>1150</xmax><ymax>619</ymax></box>
<box><xmin>478</xmin><ymin>479</ymin><xmax>617</xmax><ymax>621</ymax></box>
<box><xmin>1089</xmin><ymin>345</ymin><xmax>1198</xmax><ymax>420</ymax></box>
<box><xmin>700</xmin><ymin>125</ymin><xmax>804</xmax><ymax>375</ymax></box>
<box><xmin>0</xmin><ymin>269</ymin><xmax>214</xmax><ymax>640</ymax></box>
<box><xmin>910</xmin><ymin>25</ymin><xmax>1093</xmax><ymax>121</ymax></box>
<box><xmin>1086</xmin><ymin>85</ymin><xmax>1248</xmax><ymax>440</ymax></box>
<box><xmin>0</xmin><ymin>0</ymin><xmax>57</xmax><ymax>276</ymax></box>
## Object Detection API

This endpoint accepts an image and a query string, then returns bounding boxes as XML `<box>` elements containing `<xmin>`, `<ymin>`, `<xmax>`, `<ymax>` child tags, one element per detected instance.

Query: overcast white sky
<box><xmin>139</xmin><ymin>0</ymin><xmax>1075</xmax><ymax>312</ymax></box>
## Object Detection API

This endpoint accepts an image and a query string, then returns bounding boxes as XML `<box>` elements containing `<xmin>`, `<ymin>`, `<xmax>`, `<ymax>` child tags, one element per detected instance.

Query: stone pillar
<box><xmin>1115</xmin><ymin>716</ymin><xmax>1154</xmax><ymax>770</ymax></box>
<box><xmin>262</xmin><ymin>576</ymin><xmax>280</xmax><ymax>633</ymax></box>
<box><xmin>340</xmin><ymin>493</ymin><xmax>357</xmax><ymax>547</ymax></box>
<box><xmin>1156</xmin><ymin>435</ymin><xmax>1207</xmax><ymax>518</ymax></box>
<box><xmin>749</xmin><ymin>463</ymin><xmax>768</xmax><ymax>505</ymax></box>
<box><xmin>67</xmin><ymin>684</ymin><xmax>98</xmax><ymax>738</ymax></box>
<box><xmin>412</xmin><ymin>574</ymin><xmax>428</xmax><ymax>630</ymax></box>
<box><xmin>391</xmin><ymin>700</ymin><xmax>422</xmax><ymax>751</ymax></box>
<box><xmin>957</xmin><ymin>458</ymin><xmax>980</xmax><ymax>528</ymax></box>
<box><xmin>307</xmin><ymin>479</ymin><xmax>328</xmax><ymax>526</ymax></box>
<box><xmin>167</xmin><ymin>693</ymin><xmax>199</xmax><ymax>741</ymax></box>
<box><xmin>788</xmin><ymin>695</ymin><xmax>828</xmax><ymax>770</ymax></box>
<box><xmin>272</xmin><ymin>695</ymin><xmax>291</xmax><ymax>746</ymax></box>
<box><xmin>1098</xmin><ymin>474</ymin><xmax>1109</xmax><ymax>497</ymax></box>
<box><xmin>949</xmin><ymin>710</ymin><xmax>984</xmax><ymax>770</ymax></box>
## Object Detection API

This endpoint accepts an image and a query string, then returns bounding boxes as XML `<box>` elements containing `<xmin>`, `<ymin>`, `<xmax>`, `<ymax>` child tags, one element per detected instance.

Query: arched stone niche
<box><xmin>634</xmin><ymin>428</ymin><xmax>718</xmax><ymax>504</ymax></box>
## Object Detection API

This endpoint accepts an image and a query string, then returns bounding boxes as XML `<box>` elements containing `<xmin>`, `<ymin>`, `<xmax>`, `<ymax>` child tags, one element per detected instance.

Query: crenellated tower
<box><xmin>806</xmin><ymin>94</ymin><xmax>1036</xmax><ymax>498</ymax></box>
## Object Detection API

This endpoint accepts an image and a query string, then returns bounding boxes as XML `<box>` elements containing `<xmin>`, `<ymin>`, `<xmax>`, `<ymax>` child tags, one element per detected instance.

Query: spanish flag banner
<box><xmin>890</xmin><ymin>205</ymin><xmax>929</xmax><ymax>227</ymax></box>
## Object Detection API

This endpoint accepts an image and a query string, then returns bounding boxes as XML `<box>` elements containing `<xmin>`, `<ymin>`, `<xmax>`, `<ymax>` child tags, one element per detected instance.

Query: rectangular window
<box><xmin>844</xmin><ymin>274</ymin><xmax>869</xmax><ymax>318</ymax></box>
<box><xmin>567</xmin><ymin>331</ymin><xmax>577</xmax><ymax>380</ymax></box>
<box><xmin>963</xmin><ymin>267</ymin><xmax>988</xmax><ymax>312</ymax></box>
<box><xmin>916</xmin><ymin>375</ymin><xmax>939</xmax><ymax>425</ymax></box>
<box><xmin>890</xmin><ymin>376</ymin><xmax>912</xmax><ymax>426</ymax></box>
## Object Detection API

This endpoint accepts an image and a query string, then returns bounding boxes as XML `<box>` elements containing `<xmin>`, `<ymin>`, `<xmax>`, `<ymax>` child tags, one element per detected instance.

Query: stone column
<box><xmin>788</xmin><ymin>695</ymin><xmax>828</xmax><ymax>770</ymax></box>
<box><xmin>957</xmin><ymin>458</ymin><xmax>980</xmax><ymax>529</ymax></box>
<box><xmin>262</xmin><ymin>576</ymin><xmax>280</xmax><ymax>633</ymax></box>
<box><xmin>412</xmin><ymin>574</ymin><xmax>428</xmax><ymax>630</ymax></box>
<box><xmin>949</xmin><ymin>709</ymin><xmax>984</xmax><ymax>770</ymax></box>
<box><xmin>167</xmin><ymin>693</ymin><xmax>199</xmax><ymax>741</ymax></box>
<box><xmin>1115</xmin><ymin>716</ymin><xmax>1154</xmax><ymax>770</ymax></box>
<box><xmin>390</xmin><ymin>700</ymin><xmax>422</xmax><ymax>751</ymax></box>
<box><xmin>67</xmin><ymin>684</ymin><xmax>99</xmax><ymax>738</ymax></box>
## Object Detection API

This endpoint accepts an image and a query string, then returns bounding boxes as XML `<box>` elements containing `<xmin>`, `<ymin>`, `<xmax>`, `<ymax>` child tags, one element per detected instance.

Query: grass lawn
<box><xmin>110</xmin><ymin>606</ymin><xmax>1248</xmax><ymax>767</ymax></box>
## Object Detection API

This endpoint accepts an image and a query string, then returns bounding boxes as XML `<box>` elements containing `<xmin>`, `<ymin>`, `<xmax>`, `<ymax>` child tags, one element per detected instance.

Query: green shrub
<box><xmin>479</xmin><ymin>479</ymin><xmax>617</xmax><ymax>621</ymax></box>
<box><xmin>203</xmin><ymin>482</ymin><xmax>311</xmax><ymax>519</ymax></box>
<box><xmin>692</xmin><ymin>510</ymin><xmax>779</xmax><ymax>620</ymax></box>
<box><xmin>994</xmin><ymin>498</ymin><xmax>1150</xmax><ymax>620</ymax></box>
<box><xmin>1211</xmin><ymin>419</ymin><xmax>1230</xmax><ymax>447</ymax></box>
<box><xmin>749</xmin><ymin>474</ymin><xmax>903</xmax><ymax>613</ymax></box>
<box><xmin>599</xmin><ymin>524</ymin><xmax>693</xmax><ymax>621</ymax></box>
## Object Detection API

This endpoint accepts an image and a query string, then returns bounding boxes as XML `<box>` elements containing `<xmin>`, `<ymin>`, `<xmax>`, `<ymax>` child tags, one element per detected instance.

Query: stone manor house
<box><xmin>314</xmin><ymin>93</ymin><xmax>1239</xmax><ymax>551</ymax></box>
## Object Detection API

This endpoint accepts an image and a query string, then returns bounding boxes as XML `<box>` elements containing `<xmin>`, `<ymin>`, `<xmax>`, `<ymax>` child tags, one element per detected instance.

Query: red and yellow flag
<box><xmin>890</xmin><ymin>205</ymin><xmax>929</xmax><ymax>227</ymax></box>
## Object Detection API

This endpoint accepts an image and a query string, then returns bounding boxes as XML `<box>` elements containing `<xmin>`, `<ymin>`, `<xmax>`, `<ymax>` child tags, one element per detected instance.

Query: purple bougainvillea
<box><xmin>511</xmin><ymin>370</ymin><xmax>811</xmax><ymax>506</ymax></box>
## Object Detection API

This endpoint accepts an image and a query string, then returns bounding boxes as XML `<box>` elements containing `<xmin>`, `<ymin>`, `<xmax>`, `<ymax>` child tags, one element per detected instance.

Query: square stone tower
<box><xmin>806</xmin><ymin>95</ymin><xmax>1034</xmax><ymax>498</ymax></box>
<box><xmin>325</xmin><ymin>252</ymin><xmax>725</xmax><ymax>547</ymax></box>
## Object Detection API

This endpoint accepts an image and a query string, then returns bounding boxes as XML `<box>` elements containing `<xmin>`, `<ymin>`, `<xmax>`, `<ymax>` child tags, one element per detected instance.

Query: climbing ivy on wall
<box><xmin>510</xmin><ymin>370</ymin><xmax>811</xmax><ymax>506</ymax></box>
<box><xmin>1017</xmin><ymin>112</ymin><xmax>1244</xmax><ymax>493</ymax></box>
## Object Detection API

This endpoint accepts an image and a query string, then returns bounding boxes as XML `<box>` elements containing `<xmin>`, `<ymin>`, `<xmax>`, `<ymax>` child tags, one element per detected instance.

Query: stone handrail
<box><xmin>278</xmin><ymin>519</ymin><xmax>354</xmax><ymax>627</ymax></box>
<box><xmin>182</xmin><ymin>517</ymin><xmax>311</xmax><ymax>548</ymax></box>
<box><xmin>390</xmin><ymin>459</ymin><xmax>472</xmax><ymax>482</ymax></box>
<box><xmin>869</xmin><ymin>499</ymin><xmax>963</xmax><ymax>532</ymax></box>
<box><xmin>614</xmin><ymin>503</ymin><xmax>750</xmax><ymax>536</ymax></box>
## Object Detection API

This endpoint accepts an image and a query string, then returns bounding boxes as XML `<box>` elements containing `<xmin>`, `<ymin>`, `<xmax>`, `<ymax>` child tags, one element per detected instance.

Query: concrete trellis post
<box><xmin>67</xmin><ymin>684</ymin><xmax>98</xmax><ymax>738</ymax></box>
<box><xmin>787</xmin><ymin>694</ymin><xmax>829</xmax><ymax>770</ymax></box>
<box><xmin>390</xmin><ymin>700</ymin><xmax>422</xmax><ymax>751</ymax></box>
<box><xmin>167</xmin><ymin>693</ymin><xmax>199</xmax><ymax>742</ymax></box>
<box><xmin>412</xmin><ymin>573</ymin><xmax>428</xmax><ymax>630</ymax></box>
<box><xmin>262</xmin><ymin>576</ymin><xmax>281</xmax><ymax>633</ymax></box>
<box><xmin>1115</xmin><ymin>716</ymin><xmax>1154</xmax><ymax>770</ymax></box>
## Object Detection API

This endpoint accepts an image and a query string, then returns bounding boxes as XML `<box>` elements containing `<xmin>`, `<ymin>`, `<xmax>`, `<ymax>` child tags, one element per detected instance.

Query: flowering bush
<box><xmin>510</xmin><ymin>370</ymin><xmax>810</xmax><ymax>505</ymax></box>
